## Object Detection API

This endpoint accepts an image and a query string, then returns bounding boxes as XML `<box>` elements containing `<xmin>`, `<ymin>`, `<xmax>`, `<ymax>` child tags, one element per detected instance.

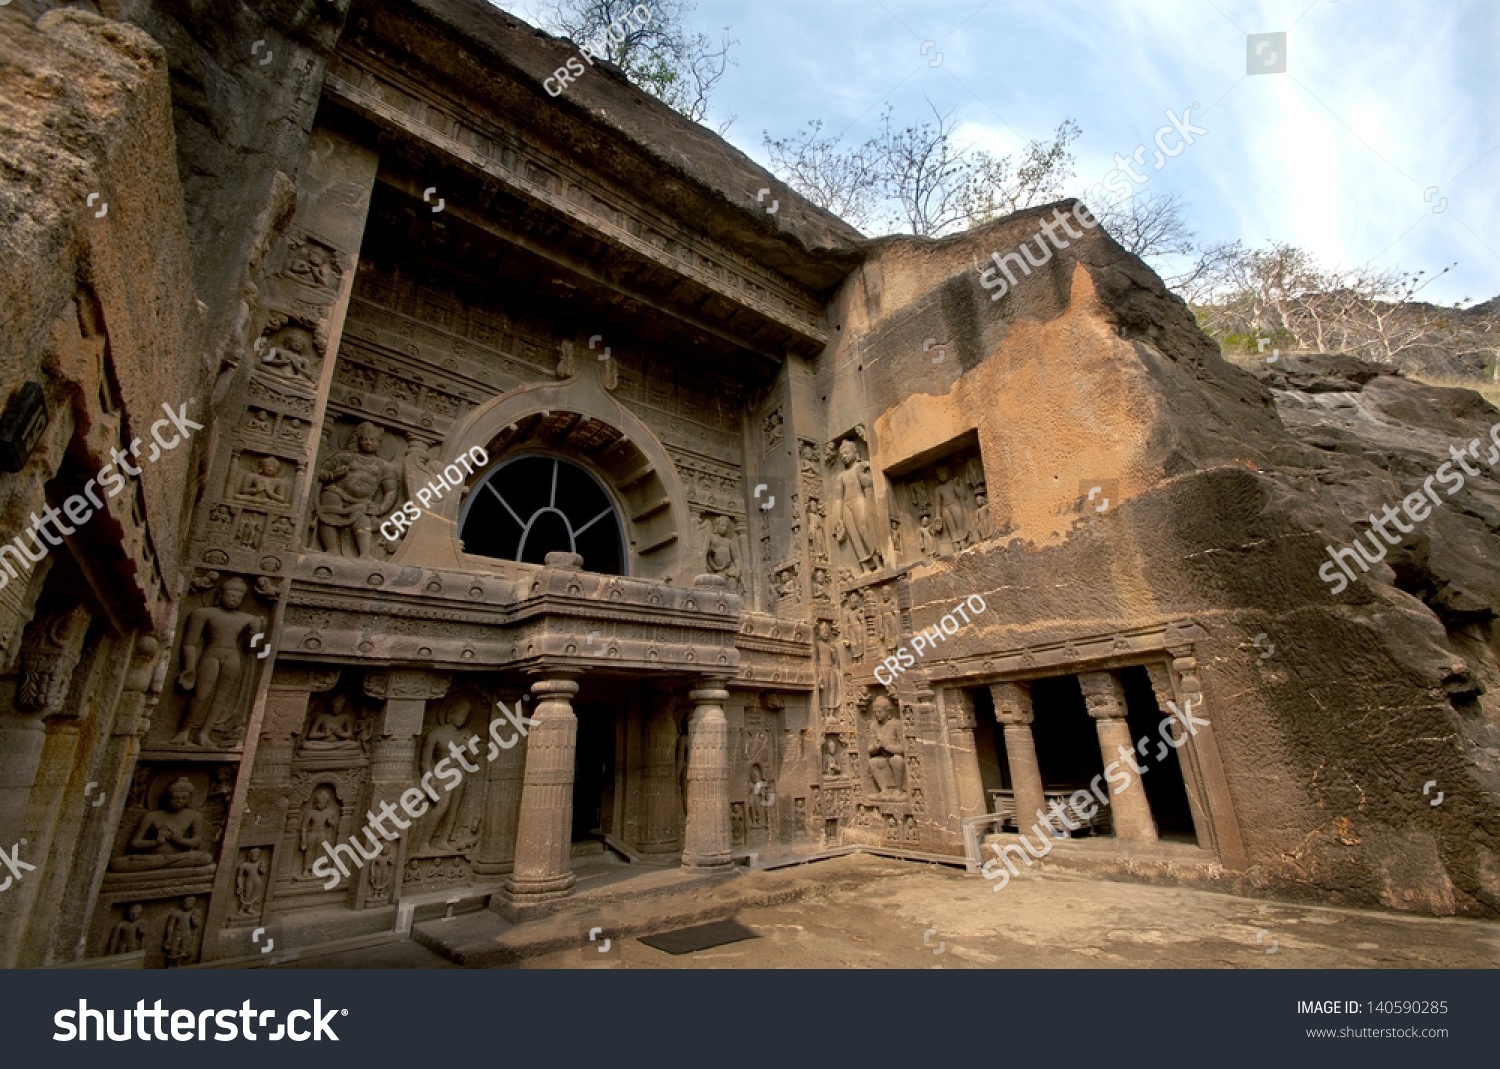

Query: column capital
<box><xmin>529</xmin><ymin>676</ymin><xmax>580</xmax><ymax>701</ymax></box>
<box><xmin>688</xmin><ymin>678</ymin><xmax>731</xmax><ymax>704</ymax></box>
<box><xmin>989</xmin><ymin>680</ymin><xmax>1033</xmax><ymax>725</ymax></box>
<box><xmin>1078</xmin><ymin>670</ymin><xmax>1127</xmax><ymax>720</ymax></box>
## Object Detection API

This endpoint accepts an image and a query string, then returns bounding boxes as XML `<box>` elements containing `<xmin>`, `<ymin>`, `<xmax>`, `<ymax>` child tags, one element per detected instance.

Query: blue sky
<box><xmin>492</xmin><ymin>1</ymin><xmax>1498</xmax><ymax>306</ymax></box>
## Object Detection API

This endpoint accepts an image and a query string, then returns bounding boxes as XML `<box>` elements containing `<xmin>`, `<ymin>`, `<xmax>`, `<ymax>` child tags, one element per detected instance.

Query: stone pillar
<box><xmin>635</xmin><ymin>688</ymin><xmax>683</xmax><ymax>858</ymax></box>
<box><xmin>1080</xmin><ymin>671</ymin><xmax>1158</xmax><ymax>842</ymax></box>
<box><xmin>681</xmin><ymin>679</ymin><xmax>733</xmax><ymax>870</ymax></box>
<box><xmin>473</xmin><ymin>691</ymin><xmax>528</xmax><ymax>877</ymax></box>
<box><xmin>940</xmin><ymin>687</ymin><xmax>986</xmax><ymax>824</ymax></box>
<box><xmin>507</xmin><ymin>675</ymin><xmax>580</xmax><ymax>897</ymax></box>
<box><xmin>990</xmin><ymin>682</ymin><xmax>1045</xmax><ymax>834</ymax></box>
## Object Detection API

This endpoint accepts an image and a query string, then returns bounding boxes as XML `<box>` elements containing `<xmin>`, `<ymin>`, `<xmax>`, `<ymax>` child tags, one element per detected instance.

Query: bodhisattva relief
<box><xmin>831</xmin><ymin>437</ymin><xmax>882</xmax><ymax>573</ymax></box>
<box><xmin>864</xmin><ymin>694</ymin><xmax>907</xmax><ymax>801</ymax></box>
<box><xmin>814</xmin><ymin>619</ymin><xmax>842</xmax><ymax>716</ymax></box>
<box><xmin>171</xmin><ymin>575</ymin><xmax>263</xmax><ymax>748</ymax></box>
<box><xmin>110</xmin><ymin>776</ymin><xmax>213</xmax><ymax>872</ymax></box>
<box><xmin>704</xmin><ymin>514</ymin><xmax>743</xmax><ymax>594</ymax></box>
<box><xmin>162</xmin><ymin>896</ymin><xmax>201</xmax><ymax>967</ymax></box>
<box><xmin>299</xmin><ymin>785</ymin><xmax>340</xmax><ymax>878</ymax></box>
<box><xmin>107</xmin><ymin>903</ymin><xmax>146</xmax><ymax>956</ymax></box>
<box><xmin>933</xmin><ymin>464</ymin><xmax>970</xmax><ymax>552</ymax></box>
<box><xmin>233</xmin><ymin>847</ymin><xmax>268</xmax><ymax>919</ymax></box>
<box><xmin>314</xmin><ymin>420</ymin><xmax>401</xmax><ymax>558</ymax></box>
<box><xmin>418</xmin><ymin>693</ymin><xmax>479</xmax><ymax>852</ymax></box>
<box><xmin>841</xmin><ymin>590</ymin><xmax>866</xmax><ymax>664</ymax></box>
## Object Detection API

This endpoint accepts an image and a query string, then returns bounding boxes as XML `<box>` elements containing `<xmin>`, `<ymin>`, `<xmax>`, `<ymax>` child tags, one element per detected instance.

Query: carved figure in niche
<box><xmin>260</xmin><ymin>326</ymin><xmax>319</xmax><ymax>384</ymax></box>
<box><xmin>798</xmin><ymin>440</ymin><xmax>819</xmax><ymax>474</ymax></box>
<box><xmin>315</xmin><ymin>421</ymin><xmax>400</xmax><ymax>558</ymax></box>
<box><xmin>704</xmin><ymin>515</ymin><xmax>743</xmax><ymax>594</ymax></box>
<box><xmin>368</xmin><ymin>842</ymin><xmax>395</xmax><ymax>903</ymax></box>
<box><xmin>162</xmin><ymin>896</ymin><xmax>201</xmax><ymax>967</ymax></box>
<box><xmin>107</xmin><ymin>903</ymin><xmax>145</xmax><ymax>955</ymax></box>
<box><xmin>269</xmin><ymin>515</ymin><xmax>296</xmax><ymax>540</ymax></box>
<box><xmin>237</xmin><ymin>455</ymin><xmax>289</xmax><ymax>505</ymax></box>
<box><xmin>878</xmin><ymin>586</ymin><xmax>901</xmax><ymax>653</ymax></box>
<box><xmin>747</xmin><ymin>763</ymin><xmax>771</xmax><ymax>829</ymax></box>
<box><xmin>246</xmin><ymin>409</ymin><xmax>272</xmax><ymax>434</ymax></box>
<box><xmin>208</xmin><ymin>504</ymin><xmax>234</xmax><ymax>536</ymax></box>
<box><xmin>810</xmin><ymin>567</ymin><xmax>829</xmax><ymax>600</ymax></box>
<box><xmin>299</xmin><ymin>786</ymin><xmax>339</xmax><ymax>877</ymax></box>
<box><xmin>288</xmin><ymin>243</ymin><xmax>336</xmax><ymax>288</ymax></box>
<box><xmin>279</xmin><ymin>417</ymin><xmax>306</xmax><ymax>442</ymax></box>
<box><xmin>172</xmin><ymin>576</ymin><xmax>262</xmax><ymax>747</ymax></box>
<box><xmin>762</xmin><ymin>408</ymin><xmax>783</xmax><ymax>450</ymax></box>
<box><xmin>814</xmin><ymin>620</ymin><xmax>842</xmax><ymax>715</ymax></box>
<box><xmin>917</xmin><ymin>513</ymin><xmax>940</xmax><ymax>558</ymax></box>
<box><xmin>110</xmin><ymin>777</ymin><xmax>212</xmax><ymax>871</ymax></box>
<box><xmin>234</xmin><ymin>848</ymin><xmax>267</xmax><ymax>918</ymax></box>
<box><xmin>807</xmin><ymin>500</ymin><xmax>828</xmax><ymax>562</ymax></box>
<box><xmin>841</xmin><ymin>590</ymin><xmax>866</xmax><ymax>663</ymax></box>
<box><xmin>973</xmin><ymin>491</ymin><xmax>993</xmax><ymax>541</ymax></box>
<box><xmin>865</xmin><ymin>695</ymin><xmax>907</xmax><ymax>800</ymax></box>
<box><xmin>420</xmin><ymin>694</ymin><xmax>477</xmax><ymax>850</ymax></box>
<box><xmin>730</xmin><ymin>802</ymin><xmax>746</xmax><ymax>846</ymax></box>
<box><xmin>889</xmin><ymin>518</ymin><xmax>903</xmax><ymax>556</ymax></box>
<box><xmin>965</xmin><ymin>454</ymin><xmax>986</xmax><ymax>498</ymax></box>
<box><xmin>934</xmin><ymin>464</ymin><xmax>970</xmax><ymax>551</ymax></box>
<box><xmin>299</xmin><ymin>693</ymin><xmax>360</xmax><ymax>755</ymax></box>
<box><xmin>822</xmin><ymin>733</ymin><xmax>844</xmax><ymax>776</ymax></box>
<box><xmin>235</xmin><ymin>515</ymin><xmax>264</xmax><ymax>548</ymax></box>
<box><xmin>555</xmin><ymin>338</ymin><xmax>579</xmax><ymax>379</ymax></box>
<box><xmin>831</xmin><ymin>439</ymin><xmax>881</xmax><ymax>572</ymax></box>
<box><xmin>795</xmin><ymin>797</ymin><xmax>807</xmax><ymax>833</ymax></box>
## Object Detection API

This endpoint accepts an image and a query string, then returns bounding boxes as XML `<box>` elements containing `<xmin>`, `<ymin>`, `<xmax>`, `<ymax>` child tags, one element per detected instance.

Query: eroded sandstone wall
<box><xmin>0</xmin><ymin>6</ymin><xmax>207</xmax><ymax>964</ymax></box>
<box><xmin>816</xmin><ymin>202</ymin><xmax>1500</xmax><ymax>916</ymax></box>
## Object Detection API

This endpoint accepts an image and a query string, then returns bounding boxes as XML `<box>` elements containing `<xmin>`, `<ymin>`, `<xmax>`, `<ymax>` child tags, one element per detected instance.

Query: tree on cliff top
<box><xmin>537</xmin><ymin>0</ymin><xmax>736</xmax><ymax>129</ymax></box>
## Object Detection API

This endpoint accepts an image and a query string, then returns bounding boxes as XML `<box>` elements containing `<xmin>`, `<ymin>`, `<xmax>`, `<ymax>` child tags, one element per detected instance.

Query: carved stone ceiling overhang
<box><xmin>922</xmin><ymin>619</ymin><xmax>1210</xmax><ymax>686</ymax></box>
<box><xmin>321</xmin><ymin>58</ymin><xmax>828</xmax><ymax>362</ymax></box>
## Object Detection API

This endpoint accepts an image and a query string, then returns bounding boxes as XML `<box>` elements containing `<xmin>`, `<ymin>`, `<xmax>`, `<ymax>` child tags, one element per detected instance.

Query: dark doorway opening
<box><xmin>971</xmin><ymin>686</ymin><xmax>1010</xmax><ymax>798</ymax></box>
<box><xmin>1119</xmin><ymin>666</ymin><xmax>1198</xmax><ymax>843</ymax></box>
<box><xmin>1029</xmin><ymin>675</ymin><xmax>1107</xmax><ymax>792</ymax></box>
<box><xmin>572</xmin><ymin>705</ymin><xmax>617</xmax><ymax>843</ymax></box>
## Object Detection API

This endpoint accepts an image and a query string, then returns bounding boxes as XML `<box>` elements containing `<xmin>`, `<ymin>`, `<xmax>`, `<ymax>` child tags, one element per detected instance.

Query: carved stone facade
<box><xmin>2</xmin><ymin>0</ymin><xmax>1495</xmax><ymax>969</ymax></box>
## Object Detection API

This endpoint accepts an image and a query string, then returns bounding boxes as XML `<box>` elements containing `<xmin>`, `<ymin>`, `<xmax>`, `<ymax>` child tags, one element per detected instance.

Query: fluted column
<box><xmin>1080</xmin><ymin>671</ymin><xmax>1157</xmax><ymax>842</ymax></box>
<box><xmin>681</xmin><ymin>679</ymin><xmax>732</xmax><ymax>870</ymax></box>
<box><xmin>507</xmin><ymin>675</ymin><xmax>580</xmax><ymax>897</ymax></box>
<box><xmin>990</xmin><ymin>682</ymin><xmax>1045</xmax><ymax>833</ymax></box>
<box><xmin>473</xmin><ymin>691</ymin><xmax>528</xmax><ymax>876</ymax></box>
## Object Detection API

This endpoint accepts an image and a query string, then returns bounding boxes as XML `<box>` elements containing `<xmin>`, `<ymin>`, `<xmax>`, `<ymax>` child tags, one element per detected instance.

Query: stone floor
<box><xmin>270</xmin><ymin>854</ymin><xmax>1500</xmax><ymax>969</ymax></box>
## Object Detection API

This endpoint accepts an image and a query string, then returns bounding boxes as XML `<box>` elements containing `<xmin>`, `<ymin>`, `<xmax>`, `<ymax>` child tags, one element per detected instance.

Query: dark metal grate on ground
<box><xmin>638</xmin><ymin>918</ymin><xmax>760</xmax><ymax>955</ymax></box>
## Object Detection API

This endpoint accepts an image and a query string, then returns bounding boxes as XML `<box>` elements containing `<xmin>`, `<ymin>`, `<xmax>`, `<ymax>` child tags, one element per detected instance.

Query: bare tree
<box><xmin>763</xmin><ymin>120</ymin><xmax>882</xmax><ymax>232</ymax></box>
<box><xmin>763</xmin><ymin>104</ymin><xmax>1079</xmax><ymax>237</ymax></box>
<box><xmin>538</xmin><ymin>0</ymin><xmax>737</xmax><ymax>128</ymax></box>
<box><xmin>1094</xmin><ymin>191</ymin><xmax>1196</xmax><ymax>261</ymax></box>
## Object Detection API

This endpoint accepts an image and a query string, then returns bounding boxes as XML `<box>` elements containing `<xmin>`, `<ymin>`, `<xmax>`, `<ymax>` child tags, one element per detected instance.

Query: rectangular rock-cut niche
<box><xmin>884</xmin><ymin>431</ymin><xmax>990</xmax><ymax>563</ymax></box>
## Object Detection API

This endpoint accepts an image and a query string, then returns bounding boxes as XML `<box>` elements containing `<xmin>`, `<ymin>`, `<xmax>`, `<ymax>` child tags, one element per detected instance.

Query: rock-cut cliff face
<box><xmin>822</xmin><ymin>201</ymin><xmax>1500</xmax><ymax>916</ymax></box>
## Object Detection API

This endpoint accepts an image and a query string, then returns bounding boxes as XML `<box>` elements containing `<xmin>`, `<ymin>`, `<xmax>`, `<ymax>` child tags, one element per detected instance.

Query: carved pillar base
<box><xmin>506</xmin><ymin>676</ymin><xmax>579</xmax><ymax>897</ymax></box>
<box><xmin>1080</xmin><ymin>671</ymin><xmax>1158</xmax><ymax>842</ymax></box>
<box><xmin>681</xmin><ymin>681</ymin><xmax>732</xmax><ymax>870</ymax></box>
<box><xmin>991</xmin><ymin>682</ymin><xmax>1046</xmax><ymax>834</ymax></box>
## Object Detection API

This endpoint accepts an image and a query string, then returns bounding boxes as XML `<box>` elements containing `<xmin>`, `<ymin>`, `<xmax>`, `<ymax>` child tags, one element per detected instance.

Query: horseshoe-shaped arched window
<box><xmin>459</xmin><ymin>454</ymin><xmax>625</xmax><ymax>575</ymax></box>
